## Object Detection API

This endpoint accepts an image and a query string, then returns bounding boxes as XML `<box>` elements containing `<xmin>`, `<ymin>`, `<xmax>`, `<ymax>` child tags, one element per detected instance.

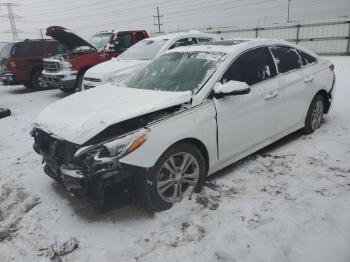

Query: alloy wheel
<box><xmin>311</xmin><ymin>100</ymin><xmax>324</xmax><ymax>131</ymax></box>
<box><xmin>38</xmin><ymin>74</ymin><xmax>48</xmax><ymax>88</ymax></box>
<box><xmin>157</xmin><ymin>152</ymin><xmax>200</xmax><ymax>203</ymax></box>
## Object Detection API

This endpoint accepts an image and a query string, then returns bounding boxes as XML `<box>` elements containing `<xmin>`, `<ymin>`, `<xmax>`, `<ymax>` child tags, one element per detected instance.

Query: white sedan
<box><xmin>82</xmin><ymin>31</ymin><xmax>220</xmax><ymax>90</ymax></box>
<box><xmin>32</xmin><ymin>39</ymin><xmax>335</xmax><ymax>212</ymax></box>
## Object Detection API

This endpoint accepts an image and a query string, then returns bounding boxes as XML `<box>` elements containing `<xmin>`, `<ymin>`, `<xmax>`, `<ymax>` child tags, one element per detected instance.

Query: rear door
<box><xmin>214</xmin><ymin>47</ymin><xmax>279</xmax><ymax>162</ymax></box>
<box><xmin>270</xmin><ymin>46</ymin><xmax>308</xmax><ymax>132</ymax></box>
<box><xmin>13</xmin><ymin>41</ymin><xmax>43</xmax><ymax>81</ymax></box>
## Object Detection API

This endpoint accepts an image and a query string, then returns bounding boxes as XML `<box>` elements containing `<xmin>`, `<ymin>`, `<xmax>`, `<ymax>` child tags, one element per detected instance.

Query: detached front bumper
<box><xmin>42</xmin><ymin>70</ymin><xmax>78</xmax><ymax>91</ymax></box>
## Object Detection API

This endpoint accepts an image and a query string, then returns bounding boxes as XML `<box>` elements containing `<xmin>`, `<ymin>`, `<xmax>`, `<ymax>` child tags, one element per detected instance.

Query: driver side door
<box><xmin>214</xmin><ymin>47</ymin><xmax>280</xmax><ymax>162</ymax></box>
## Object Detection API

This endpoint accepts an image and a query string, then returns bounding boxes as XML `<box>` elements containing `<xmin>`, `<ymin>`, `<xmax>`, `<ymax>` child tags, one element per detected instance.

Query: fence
<box><xmin>205</xmin><ymin>18</ymin><xmax>350</xmax><ymax>56</ymax></box>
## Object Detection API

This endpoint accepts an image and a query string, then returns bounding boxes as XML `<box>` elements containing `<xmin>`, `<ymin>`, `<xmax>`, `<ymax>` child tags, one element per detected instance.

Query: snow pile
<box><xmin>0</xmin><ymin>57</ymin><xmax>349</xmax><ymax>262</ymax></box>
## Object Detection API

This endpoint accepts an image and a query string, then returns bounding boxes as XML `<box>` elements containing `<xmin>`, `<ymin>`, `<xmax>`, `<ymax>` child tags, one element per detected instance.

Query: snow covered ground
<box><xmin>0</xmin><ymin>57</ymin><xmax>349</xmax><ymax>262</ymax></box>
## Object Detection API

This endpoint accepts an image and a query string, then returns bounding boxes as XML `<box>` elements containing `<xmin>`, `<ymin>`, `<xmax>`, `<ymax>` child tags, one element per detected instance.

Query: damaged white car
<box><xmin>31</xmin><ymin>39</ymin><xmax>335</xmax><ymax>212</ymax></box>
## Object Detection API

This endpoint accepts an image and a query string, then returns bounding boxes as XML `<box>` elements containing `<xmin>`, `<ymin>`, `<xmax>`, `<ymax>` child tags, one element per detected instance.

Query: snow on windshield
<box><xmin>89</xmin><ymin>33</ymin><xmax>113</xmax><ymax>49</ymax></box>
<box><xmin>119</xmin><ymin>39</ymin><xmax>168</xmax><ymax>61</ymax></box>
<box><xmin>124</xmin><ymin>51</ymin><xmax>227</xmax><ymax>92</ymax></box>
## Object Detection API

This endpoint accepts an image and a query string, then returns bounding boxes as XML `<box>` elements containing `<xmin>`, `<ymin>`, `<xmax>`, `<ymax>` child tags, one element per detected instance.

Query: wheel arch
<box><xmin>315</xmin><ymin>89</ymin><xmax>331</xmax><ymax>114</ymax></box>
<box><xmin>167</xmin><ymin>137</ymin><xmax>210</xmax><ymax>174</ymax></box>
<box><xmin>78</xmin><ymin>65</ymin><xmax>94</xmax><ymax>77</ymax></box>
<box><xmin>31</xmin><ymin>65</ymin><xmax>44</xmax><ymax>77</ymax></box>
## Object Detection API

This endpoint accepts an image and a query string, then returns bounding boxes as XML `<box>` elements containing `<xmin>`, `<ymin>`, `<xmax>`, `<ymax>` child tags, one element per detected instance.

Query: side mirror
<box><xmin>213</xmin><ymin>81</ymin><xmax>250</xmax><ymax>97</ymax></box>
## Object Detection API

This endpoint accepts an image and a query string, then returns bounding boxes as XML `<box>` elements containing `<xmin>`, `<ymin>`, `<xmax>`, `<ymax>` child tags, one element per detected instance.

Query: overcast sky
<box><xmin>0</xmin><ymin>0</ymin><xmax>349</xmax><ymax>41</ymax></box>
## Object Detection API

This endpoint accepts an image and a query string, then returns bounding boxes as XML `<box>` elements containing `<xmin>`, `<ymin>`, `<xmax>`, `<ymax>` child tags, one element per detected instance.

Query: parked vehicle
<box><xmin>32</xmin><ymin>39</ymin><xmax>335</xmax><ymax>212</ymax></box>
<box><xmin>82</xmin><ymin>31</ymin><xmax>221</xmax><ymax>90</ymax></box>
<box><xmin>42</xmin><ymin>26</ymin><xmax>148</xmax><ymax>92</ymax></box>
<box><xmin>0</xmin><ymin>39</ymin><xmax>64</xmax><ymax>89</ymax></box>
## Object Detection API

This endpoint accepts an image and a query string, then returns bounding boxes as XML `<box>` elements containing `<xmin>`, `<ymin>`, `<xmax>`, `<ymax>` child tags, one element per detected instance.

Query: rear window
<box><xmin>299</xmin><ymin>50</ymin><xmax>317</xmax><ymax>65</ymax></box>
<box><xmin>270</xmin><ymin>46</ymin><xmax>303</xmax><ymax>73</ymax></box>
<box><xmin>13</xmin><ymin>42</ymin><xmax>42</xmax><ymax>57</ymax></box>
<box><xmin>0</xmin><ymin>43</ymin><xmax>14</xmax><ymax>58</ymax></box>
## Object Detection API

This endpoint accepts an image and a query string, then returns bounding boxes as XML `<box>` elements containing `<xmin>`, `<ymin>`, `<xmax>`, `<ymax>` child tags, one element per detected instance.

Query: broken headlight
<box><xmin>74</xmin><ymin>129</ymin><xmax>149</xmax><ymax>166</ymax></box>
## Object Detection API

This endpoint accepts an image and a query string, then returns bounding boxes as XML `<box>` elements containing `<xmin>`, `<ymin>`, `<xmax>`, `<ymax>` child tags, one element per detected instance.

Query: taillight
<box><xmin>9</xmin><ymin>60</ymin><xmax>16</xmax><ymax>73</ymax></box>
<box><xmin>329</xmin><ymin>64</ymin><xmax>335</xmax><ymax>72</ymax></box>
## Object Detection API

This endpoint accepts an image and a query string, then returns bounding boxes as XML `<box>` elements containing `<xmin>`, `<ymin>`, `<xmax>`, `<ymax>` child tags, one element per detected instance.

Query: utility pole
<box><xmin>287</xmin><ymin>0</ymin><xmax>291</xmax><ymax>23</ymax></box>
<box><xmin>39</xmin><ymin>28</ymin><xmax>44</xmax><ymax>39</ymax></box>
<box><xmin>153</xmin><ymin>6</ymin><xmax>163</xmax><ymax>34</ymax></box>
<box><xmin>0</xmin><ymin>2</ymin><xmax>21</xmax><ymax>41</ymax></box>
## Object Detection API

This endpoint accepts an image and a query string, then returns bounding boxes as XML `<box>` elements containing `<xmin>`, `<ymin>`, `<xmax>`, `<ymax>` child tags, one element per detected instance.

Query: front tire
<box><xmin>303</xmin><ymin>94</ymin><xmax>325</xmax><ymax>134</ymax></box>
<box><xmin>32</xmin><ymin>71</ymin><xmax>48</xmax><ymax>89</ymax></box>
<box><xmin>143</xmin><ymin>143</ymin><xmax>206</xmax><ymax>212</ymax></box>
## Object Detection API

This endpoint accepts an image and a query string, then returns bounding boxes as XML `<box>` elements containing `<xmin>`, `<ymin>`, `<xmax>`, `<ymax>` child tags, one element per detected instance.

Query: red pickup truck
<box><xmin>42</xmin><ymin>26</ymin><xmax>148</xmax><ymax>92</ymax></box>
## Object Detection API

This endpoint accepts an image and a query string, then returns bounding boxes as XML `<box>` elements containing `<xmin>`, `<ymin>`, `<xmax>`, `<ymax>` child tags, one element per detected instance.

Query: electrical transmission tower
<box><xmin>153</xmin><ymin>6</ymin><xmax>164</xmax><ymax>34</ymax></box>
<box><xmin>287</xmin><ymin>0</ymin><xmax>291</xmax><ymax>22</ymax></box>
<box><xmin>0</xmin><ymin>2</ymin><xmax>21</xmax><ymax>41</ymax></box>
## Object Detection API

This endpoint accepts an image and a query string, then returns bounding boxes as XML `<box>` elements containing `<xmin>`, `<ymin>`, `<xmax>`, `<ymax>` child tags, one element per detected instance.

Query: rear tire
<box><xmin>142</xmin><ymin>143</ymin><xmax>206</xmax><ymax>212</ymax></box>
<box><xmin>302</xmin><ymin>94</ymin><xmax>325</xmax><ymax>134</ymax></box>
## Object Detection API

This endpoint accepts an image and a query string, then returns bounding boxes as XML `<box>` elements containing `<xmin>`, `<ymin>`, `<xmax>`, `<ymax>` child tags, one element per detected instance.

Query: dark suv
<box><xmin>0</xmin><ymin>39</ymin><xmax>65</xmax><ymax>89</ymax></box>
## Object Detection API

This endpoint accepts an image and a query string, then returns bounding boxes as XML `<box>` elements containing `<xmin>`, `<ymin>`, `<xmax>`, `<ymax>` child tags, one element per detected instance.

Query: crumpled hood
<box><xmin>85</xmin><ymin>59</ymin><xmax>148</xmax><ymax>82</ymax></box>
<box><xmin>35</xmin><ymin>85</ymin><xmax>192</xmax><ymax>145</ymax></box>
<box><xmin>46</xmin><ymin>26</ymin><xmax>96</xmax><ymax>51</ymax></box>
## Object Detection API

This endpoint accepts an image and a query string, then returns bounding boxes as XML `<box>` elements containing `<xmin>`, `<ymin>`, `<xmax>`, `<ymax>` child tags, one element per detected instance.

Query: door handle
<box><xmin>304</xmin><ymin>75</ymin><xmax>314</xmax><ymax>83</ymax></box>
<box><xmin>265</xmin><ymin>90</ymin><xmax>278</xmax><ymax>100</ymax></box>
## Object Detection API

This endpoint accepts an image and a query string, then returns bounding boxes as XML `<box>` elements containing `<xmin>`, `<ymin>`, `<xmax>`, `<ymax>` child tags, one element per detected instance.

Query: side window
<box><xmin>13</xmin><ymin>42</ymin><xmax>42</xmax><ymax>57</ymax></box>
<box><xmin>116</xmin><ymin>34</ymin><xmax>133</xmax><ymax>49</ymax></box>
<box><xmin>221</xmin><ymin>47</ymin><xmax>277</xmax><ymax>86</ymax></box>
<box><xmin>135</xmin><ymin>31</ymin><xmax>146</xmax><ymax>42</ymax></box>
<box><xmin>298</xmin><ymin>50</ymin><xmax>316</xmax><ymax>65</ymax></box>
<box><xmin>169</xmin><ymin>37</ymin><xmax>198</xmax><ymax>49</ymax></box>
<box><xmin>270</xmin><ymin>46</ymin><xmax>303</xmax><ymax>73</ymax></box>
<box><xmin>197</xmin><ymin>37</ymin><xmax>212</xmax><ymax>43</ymax></box>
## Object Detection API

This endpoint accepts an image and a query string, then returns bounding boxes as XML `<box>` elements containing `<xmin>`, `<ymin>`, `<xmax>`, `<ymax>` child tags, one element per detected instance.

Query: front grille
<box><xmin>43</xmin><ymin>61</ymin><xmax>60</xmax><ymax>72</ymax></box>
<box><xmin>32</xmin><ymin>129</ymin><xmax>78</xmax><ymax>164</ymax></box>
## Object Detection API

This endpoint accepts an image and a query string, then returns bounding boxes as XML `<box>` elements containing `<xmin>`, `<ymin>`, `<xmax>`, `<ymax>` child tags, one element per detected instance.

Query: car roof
<box><xmin>166</xmin><ymin>38</ymin><xmax>318</xmax><ymax>57</ymax></box>
<box><xmin>149</xmin><ymin>31</ymin><xmax>220</xmax><ymax>41</ymax></box>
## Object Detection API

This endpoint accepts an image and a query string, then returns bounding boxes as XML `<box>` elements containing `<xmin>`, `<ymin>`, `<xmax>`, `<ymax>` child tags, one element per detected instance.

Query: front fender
<box><xmin>119</xmin><ymin>102</ymin><xmax>218</xmax><ymax>171</ymax></box>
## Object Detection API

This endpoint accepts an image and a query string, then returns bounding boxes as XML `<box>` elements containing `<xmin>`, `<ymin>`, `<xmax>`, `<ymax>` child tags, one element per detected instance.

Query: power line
<box><xmin>0</xmin><ymin>2</ymin><xmax>22</xmax><ymax>41</ymax></box>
